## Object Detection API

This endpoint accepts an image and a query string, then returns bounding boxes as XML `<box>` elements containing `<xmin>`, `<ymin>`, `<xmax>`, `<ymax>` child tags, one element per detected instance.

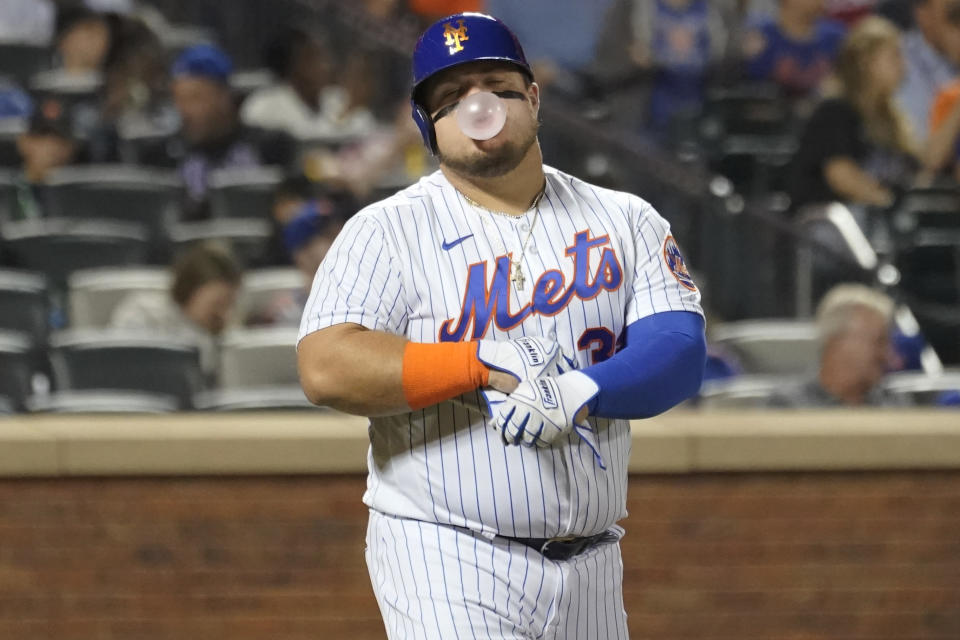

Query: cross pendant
<box><xmin>511</xmin><ymin>262</ymin><xmax>525</xmax><ymax>290</ymax></box>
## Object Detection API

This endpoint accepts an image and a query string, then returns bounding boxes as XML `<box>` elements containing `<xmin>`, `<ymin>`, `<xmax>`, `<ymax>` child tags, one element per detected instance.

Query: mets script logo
<box><xmin>443</xmin><ymin>19</ymin><xmax>469</xmax><ymax>54</ymax></box>
<box><xmin>439</xmin><ymin>230</ymin><xmax>623</xmax><ymax>342</ymax></box>
<box><xmin>663</xmin><ymin>235</ymin><xmax>697</xmax><ymax>291</ymax></box>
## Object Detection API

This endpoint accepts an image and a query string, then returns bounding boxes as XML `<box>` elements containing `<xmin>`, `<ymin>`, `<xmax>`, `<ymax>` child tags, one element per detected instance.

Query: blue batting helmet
<box><xmin>410</xmin><ymin>12</ymin><xmax>532</xmax><ymax>154</ymax></box>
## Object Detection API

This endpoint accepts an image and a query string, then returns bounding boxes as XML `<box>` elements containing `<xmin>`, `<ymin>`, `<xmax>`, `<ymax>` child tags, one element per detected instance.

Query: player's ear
<box><xmin>528</xmin><ymin>82</ymin><xmax>540</xmax><ymax>115</ymax></box>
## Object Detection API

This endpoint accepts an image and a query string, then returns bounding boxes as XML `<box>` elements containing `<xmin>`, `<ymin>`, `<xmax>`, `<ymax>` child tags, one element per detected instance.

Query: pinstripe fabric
<box><xmin>299</xmin><ymin>166</ymin><xmax>700</xmax><ymax>635</ymax></box>
<box><xmin>298</xmin><ymin>166</ymin><xmax>701</xmax><ymax>538</ymax></box>
<box><xmin>366</xmin><ymin>509</ymin><xmax>627</xmax><ymax>640</ymax></box>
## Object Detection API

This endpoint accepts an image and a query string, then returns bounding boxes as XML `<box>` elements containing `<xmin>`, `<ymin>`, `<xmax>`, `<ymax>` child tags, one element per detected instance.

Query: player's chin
<box><xmin>470</xmin><ymin>133</ymin><xmax>509</xmax><ymax>152</ymax></box>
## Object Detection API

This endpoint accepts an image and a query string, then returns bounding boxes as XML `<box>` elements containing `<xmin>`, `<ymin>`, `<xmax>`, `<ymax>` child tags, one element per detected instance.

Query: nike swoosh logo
<box><xmin>441</xmin><ymin>234</ymin><xmax>474</xmax><ymax>251</ymax></box>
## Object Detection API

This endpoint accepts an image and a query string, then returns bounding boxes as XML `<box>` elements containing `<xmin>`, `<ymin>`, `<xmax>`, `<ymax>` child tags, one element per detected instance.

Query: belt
<box><xmin>504</xmin><ymin>530</ymin><xmax>618</xmax><ymax>561</ymax></box>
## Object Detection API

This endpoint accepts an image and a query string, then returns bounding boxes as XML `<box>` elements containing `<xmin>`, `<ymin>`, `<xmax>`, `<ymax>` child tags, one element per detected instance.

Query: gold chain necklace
<box><xmin>461</xmin><ymin>186</ymin><xmax>545</xmax><ymax>290</ymax></box>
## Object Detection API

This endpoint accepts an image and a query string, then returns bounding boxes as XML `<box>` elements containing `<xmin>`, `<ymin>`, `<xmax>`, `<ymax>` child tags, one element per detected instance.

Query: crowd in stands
<box><xmin>0</xmin><ymin>0</ymin><xmax>957</xmax><ymax>413</ymax></box>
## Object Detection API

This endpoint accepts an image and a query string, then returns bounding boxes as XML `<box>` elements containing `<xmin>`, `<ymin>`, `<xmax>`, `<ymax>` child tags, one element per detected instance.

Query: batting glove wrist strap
<box><xmin>476</xmin><ymin>336</ymin><xmax>562</xmax><ymax>383</ymax></box>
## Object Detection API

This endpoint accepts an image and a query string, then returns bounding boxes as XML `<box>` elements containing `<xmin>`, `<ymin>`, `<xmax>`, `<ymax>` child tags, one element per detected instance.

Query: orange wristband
<box><xmin>402</xmin><ymin>341</ymin><xmax>490</xmax><ymax>410</ymax></box>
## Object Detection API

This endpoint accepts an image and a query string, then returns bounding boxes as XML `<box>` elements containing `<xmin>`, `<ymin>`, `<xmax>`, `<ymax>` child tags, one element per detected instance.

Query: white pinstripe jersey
<box><xmin>298</xmin><ymin>165</ymin><xmax>702</xmax><ymax>539</ymax></box>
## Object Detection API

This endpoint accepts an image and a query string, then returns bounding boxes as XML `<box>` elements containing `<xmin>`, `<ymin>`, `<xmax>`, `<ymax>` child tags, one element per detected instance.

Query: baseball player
<box><xmin>297</xmin><ymin>12</ymin><xmax>706</xmax><ymax>639</ymax></box>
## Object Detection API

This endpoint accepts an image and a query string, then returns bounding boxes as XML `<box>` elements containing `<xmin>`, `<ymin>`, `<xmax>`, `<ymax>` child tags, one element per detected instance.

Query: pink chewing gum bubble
<box><xmin>456</xmin><ymin>92</ymin><xmax>507</xmax><ymax>141</ymax></box>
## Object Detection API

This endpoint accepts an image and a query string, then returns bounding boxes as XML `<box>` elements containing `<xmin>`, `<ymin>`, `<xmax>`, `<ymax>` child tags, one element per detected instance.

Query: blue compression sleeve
<box><xmin>580</xmin><ymin>311</ymin><xmax>706</xmax><ymax>419</ymax></box>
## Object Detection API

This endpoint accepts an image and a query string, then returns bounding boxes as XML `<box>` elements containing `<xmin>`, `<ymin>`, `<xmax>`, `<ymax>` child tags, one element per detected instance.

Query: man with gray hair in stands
<box><xmin>769</xmin><ymin>283</ymin><xmax>909</xmax><ymax>407</ymax></box>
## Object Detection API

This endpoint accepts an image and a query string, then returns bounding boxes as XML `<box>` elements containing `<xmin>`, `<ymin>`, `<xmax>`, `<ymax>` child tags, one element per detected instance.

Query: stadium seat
<box><xmin>698</xmin><ymin>375</ymin><xmax>800</xmax><ymax>409</ymax></box>
<box><xmin>28</xmin><ymin>70</ymin><xmax>103</xmax><ymax>109</ymax></box>
<box><xmin>0</xmin><ymin>43</ymin><xmax>51</xmax><ymax>86</ymax></box>
<box><xmin>25</xmin><ymin>390</ymin><xmax>179</xmax><ymax>414</ymax></box>
<box><xmin>711</xmin><ymin>134</ymin><xmax>797</xmax><ymax>197</ymax></box>
<box><xmin>157</xmin><ymin>23</ymin><xmax>216</xmax><ymax>56</ymax></box>
<box><xmin>168</xmin><ymin>218</ymin><xmax>272</xmax><ymax>267</ymax></box>
<box><xmin>68</xmin><ymin>267</ymin><xmax>169</xmax><ymax>328</ymax></box>
<box><xmin>0</xmin><ymin>330</ymin><xmax>34</xmax><ymax>411</ymax></box>
<box><xmin>696</xmin><ymin>85</ymin><xmax>799</xmax><ymax>195</ymax></box>
<box><xmin>0</xmin><ymin>269</ymin><xmax>49</xmax><ymax>347</ymax></box>
<box><xmin>48</xmin><ymin>329</ymin><xmax>204</xmax><ymax>409</ymax></box>
<box><xmin>229</xmin><ymin>69</ymin><xmax>274</xmax><ymax>100</ymax></box>
<box><xmin>296</xmin><ymin>131</ymin><xmax>364</xmax><ymax>155</ymax></box>
<box><xmin>1</xmin><ymin>219</ymin><xmax>151</xmax><ymax>290</ymax></box>
<box><xmin>710</xmin><ymin>320</ymin><xmax>819</xmax><ymax>375</ymax></box>
<box><xmin>699</xmin><ymin>84</ymin><xmax>796</xmax><ymax>140</ymax></box>
<box><xmin>219</xmin><ymin>326</ymin><xmax>298</xmax><ymax>388</ymax></box>
<box><xmin>889</xmin><ymin>188</ymin><xmax>960</xmax><ymax>300</ymax></box>
<box><xmin>886</xmin><ymin>188</ymin><xmax>960</xmax><ymax>364</ymax></box>
<box><xmin>890</xmin><ymin>188</ymin><xmax>960</xmax><ymax>239</ymax></box>
<box><xmin>208</xmin><ymin>166</ymin><xmax>283</xmax><ymax>219</ymax></box>
<box><xmin>116</xmin><ymin>120</ymin><xmax>179</xmax><ymax>166</ymax></box>
<box><xmin>0</xmin><ymin>170</ymin><xmax>19</xmax><ymax>220</ymax></box>
<box><xmin>236</xmin><ymin>267</ymin><xmax>304</xmax><ymax>324</ymax></box>
<box><xmin>880</xmin><ymin>371</ymin><xmax>960</xmax><ymax>406</ymax></box>
<box><xmin>0</xmin><ymin>119</ymin><xmax>26</xmax><ymax>168</ymax></box>
<box><xmin>194</xmin><ymin>385</ymin><xmax>319</xmax><ymax>411</ymax></box>
<box><xmin>43</xmin><ymin>165</ymin><xmax>183</xmax><ymax>253</ymax></box>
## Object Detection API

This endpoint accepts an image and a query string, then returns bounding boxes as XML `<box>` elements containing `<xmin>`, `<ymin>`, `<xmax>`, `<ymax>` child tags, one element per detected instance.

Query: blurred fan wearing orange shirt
<box><xmin>927</xmin><ymin>80</ymin><xmax>960</xmax><ymax>181</ymax></box>
<box><xmin>408</xmin><ymin>0</ymin><xmax>482</xmax><ymax>19</ymax></box>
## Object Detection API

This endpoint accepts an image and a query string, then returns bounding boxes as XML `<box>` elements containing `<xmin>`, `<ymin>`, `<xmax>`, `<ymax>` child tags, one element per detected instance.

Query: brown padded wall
<box><xmin>0</xmin><ymin>472</ymin><xmax>957</xmax><ymax>639</ymax></box>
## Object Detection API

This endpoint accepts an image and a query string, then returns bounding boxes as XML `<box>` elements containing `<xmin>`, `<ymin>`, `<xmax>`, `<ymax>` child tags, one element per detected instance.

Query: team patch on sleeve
<box><xmin>663</xmin><ymin>235</ymin><xmax>697</xmax><ymax>291</ymax></box>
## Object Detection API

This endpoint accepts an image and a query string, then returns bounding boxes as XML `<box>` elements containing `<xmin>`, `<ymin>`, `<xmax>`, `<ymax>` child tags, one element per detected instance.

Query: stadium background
<box><xmin>0</xmin><ymin>0</ymin><xmax>958</xmax><ymax>638</ymax></box>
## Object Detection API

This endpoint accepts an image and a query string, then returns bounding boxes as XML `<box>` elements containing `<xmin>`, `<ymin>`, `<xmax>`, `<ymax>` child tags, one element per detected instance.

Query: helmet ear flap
<box><xmin>411</xmin><ymin>100</ymin><xmax>438</xmax><ymax>155</ymax></box>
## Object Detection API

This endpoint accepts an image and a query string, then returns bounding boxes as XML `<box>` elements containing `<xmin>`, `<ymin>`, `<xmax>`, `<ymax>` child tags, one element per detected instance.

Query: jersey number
<box><xmin>577</xmin><ymin>328</ymin><xmax>624</xmax><ymax>365</ymax></box>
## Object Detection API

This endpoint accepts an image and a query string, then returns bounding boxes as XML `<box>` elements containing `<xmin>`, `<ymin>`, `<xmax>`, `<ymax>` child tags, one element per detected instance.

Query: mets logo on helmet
<box><xmin>443</xmin><ymin>19</ymin><xmax>469</xmax><ymax>54</ymax></box>
<box><xmin>663</xmin><ymin>235</ymin><xmax>697</xmax><ymax>291</ymax></box>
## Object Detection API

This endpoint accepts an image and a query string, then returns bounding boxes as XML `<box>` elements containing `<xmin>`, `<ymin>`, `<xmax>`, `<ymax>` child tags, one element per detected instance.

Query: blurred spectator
<box><xmin>896</xmin><ymin>0</ymin><xmax>960</xmax><ymax>143</ymax></box>
<box><xmin>100</xmin><ymin>15</ymin><xmax>168</xmax><ymax>124</ymax></box>
<box><xmin>890</xmin><ymin>324</ymin><xmax>928</xmax><ymax>370</ymax></box>
<box><xmin>77</xmin><ymin>14</ymin><xmax>174</xmax><ymax>162</ymax></box>
<box><xmin>876</xmin><ymin>0</ymin><xmax>915</xmax><ymax>28</ymax></box>
<box><xmin>704</xmin><ymin>343</ymin><xmax>743</xmax><ymax>381</ymax></box>
<box><xmin>166</xmin><ymin>44</ymin><xmax>296</xmax><ymax>219</ymax></box>
<box><xmin>787</xmin><ymin>16</ymin><xmax>917</xmax><ymax>211</ymax></box>
<box><xmin>826</xmin><ymin>0</ymin><xmax>879</xmax><ymax>24</ymax></box>
<box><xmin>241</xmin><ymin>27</ymin><xmax>375</xmax><ymax>139</ymax></box>
<box><xmin>768</xmin><ymin>283</ymin><xmax>907</xmax><ymax>407</ymax></box>
<box><xmin>485</xmin><ymin>0</ymin><xmax>618</xmax><ymax>93</ymax></box>
<box><xmin>926</xmin><ymin>72</ymin><xmax>960</xmax><ymax>179</ymax></box>
<box><xmin>315</xmin><ymin>0</ymin><xmax>416</xmax><ymax>117</ymax></box>
<box><xmin>17</xmin><ymin>99</ymin><xmax>79</xmax><ymax>182</ymax></box>
<box><xmin>84</xmin><ymin>0</ymin><xmax>135</xmax><ymax>13</ymax></box>
<box><xmin>360</xmin><ymin>0</ymin><xmax>405</xmax><ymax>18</ymax></box>
<box><xmin>628</xmin><ymin>0</ymin><xmax>729</xmax><ymax>128</ymax></box>
<box><xmin>937</xmin><ymin>389</ymin><xmax>960</xmax><ymax>405</ymax></box>
<box><xmin>258</xmin><ymin>174</ymin><xmax>356</xmax><ymax>266</ymax></box>
<box><xmin>701</xmin><ymin>306</ymin><xmax>744</xmax><ymax>382</ymax></box>
<box><xmin>0</xmin><ymin>81</ymin><xmax>32</xmax><ymax>119</ymax></box>
<box><xmin>746</xmin><ymin>0</ymin><xmax>782</xmax><ymax>14</ymax></box>
<box><xmin>0</xmin><ymin>0</ymin><xmax>55</xmax><ymax>45</ymax></box>
<box><xmin>284</xmin><ymin>200</ymin><xmax>345</xmax><ymax>280</ymax></box>
<box><xmin>407</xmin><ymin>0</ymin><xmax>484</xmax><ymax>20</ymax></box>
<box><xmin>54</xmin><ymin>5</ymin><xmax>113</xmax><ymax>75</ymax></box>
<box><xmin>111</xmin><ymin>242</ymin><xmax>242</xmax><ymax>377</ymax></box>
<box><xmin>260</xmin><ymin>174</ymin><xmax>318</xmax><ymax>266</ymax></box>
<box><xmin>250</xmin><ymin>201</ymin><xmax>346</xmax><ymax>326</ymax></box>
<box><xmin>300</xmin><ymin>101</ymin><xmax>427</xmax><ymax>203</ymax></box>
<box><xmin>742</xmin><ymin>0</ymin><xmax>846</xmax><ymax>99</ymax></box>
<box><xmin>331</xmin><ymin>49</ymin><xmax>383</xmax><ymax>135</ymax></box>
<box><xmin>11</xmin><ymin>99</ymin><xmax>81</xmax><ymax>220</ymax></box>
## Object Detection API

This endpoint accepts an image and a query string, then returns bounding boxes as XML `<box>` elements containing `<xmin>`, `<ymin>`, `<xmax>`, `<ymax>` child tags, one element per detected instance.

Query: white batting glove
<box><xmin>476</xmin><ymin>336</ymin><xmax>562</xmax><ymax>383</ymax></box>
<box><xmin>494</xmin><ymin>370</ymin><xmax>603</xmax><ymax>463</ymax></box>
<box><xmin>477</xmin><ymin>336</ymin><xmax>562</xmax><ymax>414</ymax></box>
